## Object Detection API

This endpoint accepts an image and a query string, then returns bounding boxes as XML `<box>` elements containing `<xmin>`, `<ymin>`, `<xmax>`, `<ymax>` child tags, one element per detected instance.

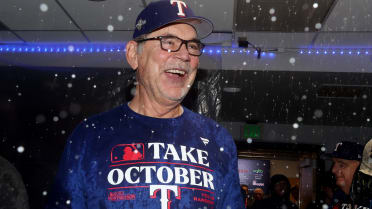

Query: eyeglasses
<box><xmin>135</xmin><ymin>35</ymin><xmax>205</xmax><ymax>56</ymax></box>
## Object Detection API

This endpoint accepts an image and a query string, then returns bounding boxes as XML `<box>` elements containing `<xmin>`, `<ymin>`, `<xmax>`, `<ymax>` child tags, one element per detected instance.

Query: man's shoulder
<box><xmin>182</xmin><ymin>107</ymin><xmax>232</xmax><ymax>138</ymax></box>
<box><xmin>77</xmin><ymin>104</ymin><xmax>126</xmax><ymax>129</ymax></box>
<box><xmin>183</xmin><ymin>107</ymin><xmax>222</xmax><ymax>128</ymax></box>
<box><xmin>183</xmin><ymin>107</ymin><xmax>224</xmax><ymax>130</ymax></box>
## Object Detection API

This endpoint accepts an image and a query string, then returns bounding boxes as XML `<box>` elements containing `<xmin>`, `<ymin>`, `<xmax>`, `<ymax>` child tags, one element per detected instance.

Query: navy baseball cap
<box><xmin>133</xmin><ymin>0</ymin><xmax>213</xmax><ymax>39</ymax></box>
<box><xmin>330</xmin><ymin>141</ymin><xmax>364</xmax><ymax>161</ymax></box>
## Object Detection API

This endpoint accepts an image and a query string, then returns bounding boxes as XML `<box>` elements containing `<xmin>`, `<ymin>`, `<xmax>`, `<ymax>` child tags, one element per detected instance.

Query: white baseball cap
<box><xmin>360</xmin><ymin>139</ymin><xmax>372</xmax><ymax>176</ymax></box>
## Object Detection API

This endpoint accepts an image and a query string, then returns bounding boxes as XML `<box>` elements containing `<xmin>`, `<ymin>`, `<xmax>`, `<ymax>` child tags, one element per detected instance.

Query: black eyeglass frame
<box><xmin>135</xmin><ymin>35</ymin><xmax>205</xmax><ymax>56</ymax></box>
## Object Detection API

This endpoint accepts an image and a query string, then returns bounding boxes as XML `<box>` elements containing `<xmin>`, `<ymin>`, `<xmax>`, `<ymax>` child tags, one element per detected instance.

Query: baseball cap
<box><xmin>359</xmin><ymin>139</ymin><xmax>372</xmax><ymax>176</ymax></box>
<box><xmin>133</xmin><ymin>0</ymin><xmax>213</xmax><ymax>39</ymax></box>
<box><xmin>330</xmin><ymin>141</ymin><xmax>363</xmax><ymax>161</ymax></box>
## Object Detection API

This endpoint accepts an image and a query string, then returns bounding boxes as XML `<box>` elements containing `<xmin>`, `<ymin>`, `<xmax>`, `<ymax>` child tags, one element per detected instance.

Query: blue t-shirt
<box><xmin>46</xmin><ymin>104</ymin><xmax>244</xmax><ymax>209</ymax></box>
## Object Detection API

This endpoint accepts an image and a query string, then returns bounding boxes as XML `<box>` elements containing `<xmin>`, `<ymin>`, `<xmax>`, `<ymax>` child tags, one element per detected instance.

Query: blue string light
<box><xmin>0</xmin><ymin>43</ymin><xmax>127</xmax><ymax>54</ymax></box>
<box><xmin>0</xmin><ymin>43</ymin><xmax>370</xmax><ymax>59</ymax></box>
<box><xmin>298</xmin><ymin>49</ymin><xmax>371</xmax><ymax>56</ymax></box>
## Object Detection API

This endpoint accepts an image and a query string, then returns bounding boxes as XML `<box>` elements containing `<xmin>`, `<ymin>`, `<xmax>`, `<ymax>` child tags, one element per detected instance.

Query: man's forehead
<box><xmin>332</xmin><ymin>158</ymin><xmax>357</xmax><ymax>164</ymax></box>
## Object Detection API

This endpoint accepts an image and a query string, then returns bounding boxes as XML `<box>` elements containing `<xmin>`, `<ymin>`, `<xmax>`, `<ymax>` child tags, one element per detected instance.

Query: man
<box><xmin>46</xmin><ymin>1</ymin><xmax>244</xmax><ymax>209</ymax></box>
<box><xmin>240</xmin><ymin>184</ymin><xmax>250</xmax><ymax>208</ymax></box>
<box><xmin>329</xmin><ymin>141</ymin><xmax>363</xmax><ymax>209</ymax></box>
<box><xmin>252</xmin><ymin>188</ymin><xmax>264</xmax><ymax>201</ymax></box>
<box><xmin>249</xmin><ymin>188</ymin><xmax>264</xmax><ymax>209</ymax></box>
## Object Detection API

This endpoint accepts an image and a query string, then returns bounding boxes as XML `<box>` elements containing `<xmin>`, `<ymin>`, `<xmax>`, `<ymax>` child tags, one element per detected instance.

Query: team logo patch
<box><xmin>170</xmin><ymin>0</ymin><xmax>187</xmax><ymax>17</ymax></box>
<box><xmin>334</xmin><ymin>142</ymin><xmax>342</xmax><ymax>151</ymax></box>
<box><xmin>111</xmin><ymin>143</ymin><xmax>145</xmax><ymax>163</ymax></box>
<box><xmin>136</xmin><ymin>19</ymin><xmax>146</xmax><ymax>30</ymax></box>
<box><xmin>200</xmin><ymin>137</ymin><xmax>209</xmax><ymax>146</ymax></box>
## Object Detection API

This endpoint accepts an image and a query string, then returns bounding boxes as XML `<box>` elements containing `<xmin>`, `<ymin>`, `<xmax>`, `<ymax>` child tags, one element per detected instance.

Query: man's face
<box><xmin>331</xmin><ymin>158</ymin><xmax>360</xmax><ymax>194</ymax></box>
<box><xmin>253</xmin><ymin>190</ymin><xmax>264</xmax><ymax>200</ymax></box>
<box><xmin>241</xmin><ymin>185</ymin><xmax>249</xmax><ymax>193</ymax></box>
<box><xmin>273</xmin><ymin>180</ymin><xmax>288</xmax><ymax>197</ymax></box>
<box><xmin>135</xmin><ymin>23</ymin><xmax>199</xmax><ymax>104</ymax></box>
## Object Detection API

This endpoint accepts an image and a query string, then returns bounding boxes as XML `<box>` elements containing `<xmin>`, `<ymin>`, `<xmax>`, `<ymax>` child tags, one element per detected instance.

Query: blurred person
<box><xmin>349</xmin><ymin>139</ymin><xmax>372</xmax><ymax>209</ymax></box>
<box><xmin>329</xmin><ymin>141</ymin><xmax>363</xmax><ymax>209</ymax></box>
<box><xmin>252</xmin><ymin>174</ymin><xmax>298</xmax><ymax>209</ymax></box>
<box><xmin>249</xmin><ymin>188</ymin><xmax>264</xmax><ymax>209</ymax></box>
<box><xmin>45</xmin><ymin>1</ymin><xmax>244</xmax><ymax>209</ymax></box>
<box><xmin>240</xmin><ymin>184</ymin><xmax>250</xmax><ymax>208</ymax></box>
<box><xmin>253</xmin><ymin>188</ymin><xmax>264</xmax><ymax>201</ymax></box>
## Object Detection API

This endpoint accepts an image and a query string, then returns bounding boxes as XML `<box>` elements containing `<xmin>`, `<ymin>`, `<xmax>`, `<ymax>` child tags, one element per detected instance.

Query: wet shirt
<box><xmin>46</xmin><ymin>104</ymin><xmax>244</xmax><ymax>209</ymax></box>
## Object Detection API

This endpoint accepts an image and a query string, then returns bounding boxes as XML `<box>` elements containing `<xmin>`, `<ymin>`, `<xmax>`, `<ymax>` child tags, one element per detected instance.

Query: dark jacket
<box><xmin>350</xmin><ymin>171</ymin><xmax>372</xmax><ymax>209</ymax></box>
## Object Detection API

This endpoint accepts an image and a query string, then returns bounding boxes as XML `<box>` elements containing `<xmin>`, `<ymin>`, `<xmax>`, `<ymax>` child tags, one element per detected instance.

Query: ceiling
<box><xmin>0</xmin><ymin>0</ymin><xmax>371</xmax><ymax>48</ymax></box>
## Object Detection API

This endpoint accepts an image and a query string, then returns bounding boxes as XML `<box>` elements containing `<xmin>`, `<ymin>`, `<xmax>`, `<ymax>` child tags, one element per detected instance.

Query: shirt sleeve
<box><xmin>45</xmin><ymin>122</ymin><xmax>88</xmax><ymax>209</ymax></box>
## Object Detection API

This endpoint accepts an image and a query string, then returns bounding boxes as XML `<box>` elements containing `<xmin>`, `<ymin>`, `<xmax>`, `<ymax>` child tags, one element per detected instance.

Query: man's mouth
<box><xmin>335</xmin><ymin>177</ymin><xmax>344</xmax><ymax>181</ymax></box>
<box><xmin>165</xmin><ymin>69</ymin><xmax>187</xmax><ymax>77</ymax></box>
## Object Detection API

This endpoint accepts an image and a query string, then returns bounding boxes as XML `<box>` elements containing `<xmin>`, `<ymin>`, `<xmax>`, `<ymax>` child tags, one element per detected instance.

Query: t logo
<box><xmin>150</xmin><ymin>185</ymin><xmax>181</xmax><ymax>209</ymax></box>
<box><xmin>170</xmin><ymin>0</ymin><xmax>187</xmax><ymax>17</ymax></box>
<box><xmin>334</xmin><ymin>142</ymin><xmax>343</xmax><ymax>151</ymax></box>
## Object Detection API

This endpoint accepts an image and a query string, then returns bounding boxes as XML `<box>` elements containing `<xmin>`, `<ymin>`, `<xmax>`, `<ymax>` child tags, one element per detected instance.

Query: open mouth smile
<box><xmin>165</xmin><ymin>69</ymin><xmax>187</xmax><ymax>77</ymax></box>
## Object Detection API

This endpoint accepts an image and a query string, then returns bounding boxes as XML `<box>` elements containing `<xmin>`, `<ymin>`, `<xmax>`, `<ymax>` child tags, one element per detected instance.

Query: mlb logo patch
<box><xmin>111</xmin><ymin>143</ymin><xmax>144</xmax><ymax>163</ymax></box>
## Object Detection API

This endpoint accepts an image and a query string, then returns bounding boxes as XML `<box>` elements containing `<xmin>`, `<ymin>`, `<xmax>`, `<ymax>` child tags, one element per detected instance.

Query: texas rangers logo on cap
<box><xmin>170</xmin><ymin>0</ymin><xmax>187</xmax><ymax>17</ymax></box>
<box><xmin>132</xmin><ymin>0</ymin><xmax>213</xmax><ymax>39</ymax></box>
<box><xmin>334</xmin><ymin>142</ymin><xmax>343</xmax><ymax>151</ymax></box>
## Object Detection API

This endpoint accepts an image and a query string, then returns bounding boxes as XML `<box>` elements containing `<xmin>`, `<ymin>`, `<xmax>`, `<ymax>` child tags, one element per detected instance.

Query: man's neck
<box><xmin>129</xmin><ymin>96</ymin><xmax>183</xmax><ymax>118</ymax></box>
<box><xmin>342</xmin><ymin>186</ymin><xmax>350</xmax><ymax>195</ymax></box>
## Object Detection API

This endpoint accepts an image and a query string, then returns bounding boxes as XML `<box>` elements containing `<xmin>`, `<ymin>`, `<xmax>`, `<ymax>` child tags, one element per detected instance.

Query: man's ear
<box><xmin>126</xmin><ymin>40</ymin><xmax>139</xmax><ymax>70</ymax></box>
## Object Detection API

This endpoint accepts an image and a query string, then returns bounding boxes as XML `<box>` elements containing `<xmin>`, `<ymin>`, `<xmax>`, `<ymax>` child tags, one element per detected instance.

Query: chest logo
<box><xmin>111</xmin><ymin>143</ymin><xmax>145</xmax><ymax>163</ymax></box>
<box><xmin>200</xmin><ymin>137</ymin><xmax>209</xmax><ymax>146</ymax></box>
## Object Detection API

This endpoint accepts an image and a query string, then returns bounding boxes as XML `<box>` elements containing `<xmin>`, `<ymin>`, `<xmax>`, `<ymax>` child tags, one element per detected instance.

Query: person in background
<box><xmin>240</xmin><ymin>184</ymin><xmax>250</xmax><ymax>208</ymax></box>
<box><xmin>249</xmin><ymin>188</ymin><xmax>264</xmax><ymax>209</ymax></box>
<box><xmin>349</xmin><ymin>138</ymin><xmax>372</xmax><ymax>209</ymax></box>
<box><xmin>254</xmin><ymin>174</ymin><xmax>298</xmax><ymax>209</ymax></box>
<box><xmin>329</xmin><ymin>141</ymin><xmax>363</xmax><ymax>209</ymax></box>
<box><xmin>45</xmin><ymin>0</ymin><xmax>244</xmax><ymax>209</ymax></box>
<box><xmin>253</xmin><ymin>188</ymin><xmax>264</xmax><ymax>201</ymax></box>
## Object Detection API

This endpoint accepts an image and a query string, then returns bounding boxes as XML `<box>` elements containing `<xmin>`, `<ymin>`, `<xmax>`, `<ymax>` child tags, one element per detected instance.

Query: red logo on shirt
<box><xmin>111</xmin><ymin>143</ymin><xmax>144</xmax><ymax>163</ymax></box>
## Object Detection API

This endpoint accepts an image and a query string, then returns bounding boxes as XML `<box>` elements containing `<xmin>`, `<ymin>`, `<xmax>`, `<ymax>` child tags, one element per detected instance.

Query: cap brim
<box><xmin>360</xmin><ymin>168</ymin><xmax>372</xmax><ymax>176</ymax></box>
<box><xmin>174</xmin><ymin>17</ymin><xmax>214</xmax><ymax>39</ymax></box>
